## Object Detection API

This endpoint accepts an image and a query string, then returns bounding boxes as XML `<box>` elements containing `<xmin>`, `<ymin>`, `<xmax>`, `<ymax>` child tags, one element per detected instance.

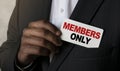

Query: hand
<box><xmin>17</xmin><ymin>20</ymin><xmax>62</xmax><ymax>66</ymax></box>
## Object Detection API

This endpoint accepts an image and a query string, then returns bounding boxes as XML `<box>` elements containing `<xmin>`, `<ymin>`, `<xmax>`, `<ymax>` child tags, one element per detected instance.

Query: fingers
<box><xmin>21</xmin><ymin>36</ymin><xmax>56</xmax><ymax>52</ymax></box>
<box><xmin>21</xmin><ymin>45</ymin><xmax>50</xmax><ymax>56</ymax></box>
<box><xmin>28</xmin><ymin>20</ymin><xmax>62</xmax><ymax>36</ymax></box>
<box><xmin>18</xmin><ymin>45</ymin><xmax>50</xmax><ymax>65</ymax></box>
<box><xmin>23</xmin><ymin>28</ymin><xmax>62</xmax><ymax>46</ymax></box>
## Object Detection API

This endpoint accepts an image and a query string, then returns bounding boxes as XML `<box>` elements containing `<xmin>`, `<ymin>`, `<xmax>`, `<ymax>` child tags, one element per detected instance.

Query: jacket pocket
<box><xmin>70</xmin><ymin>45</ymin><xmax>113</xmax><ymax>59</ymax></box>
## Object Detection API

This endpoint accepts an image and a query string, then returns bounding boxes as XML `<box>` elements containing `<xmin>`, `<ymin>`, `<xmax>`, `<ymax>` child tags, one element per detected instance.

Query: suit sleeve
<box><xmin>0</xmin><ymin>0</ymin><xmax>42</xmax><ymax>70</ymax></box>
<box><xmin>0</xmin><ymin>0</ymin><xmax>21</xmax><ymax>71</ymax></box>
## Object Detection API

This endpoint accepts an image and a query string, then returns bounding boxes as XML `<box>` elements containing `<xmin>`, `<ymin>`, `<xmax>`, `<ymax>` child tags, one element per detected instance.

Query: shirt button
<box><xmin>60</xmin><ymin>8</ymin><xmax>64</xmax><ymax>13</ymax></box>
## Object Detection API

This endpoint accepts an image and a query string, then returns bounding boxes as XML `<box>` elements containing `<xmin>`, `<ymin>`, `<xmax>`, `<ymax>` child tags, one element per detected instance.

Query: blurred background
<box><xmin>0</xmin><ymin>0</ymin><xmax>16</xmax><ymax>46</ymax></box>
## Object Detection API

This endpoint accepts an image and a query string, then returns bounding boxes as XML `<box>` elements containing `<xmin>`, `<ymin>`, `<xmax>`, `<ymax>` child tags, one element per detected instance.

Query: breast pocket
<box><xmin>70</xmin><ymin>45</ymin><xmax>113</xmax><ymax>59</ymax></box>
<box><xmin>59</xmin><ymin>45</ymin><xmax>113</xmax><ymax>71</ymax></box>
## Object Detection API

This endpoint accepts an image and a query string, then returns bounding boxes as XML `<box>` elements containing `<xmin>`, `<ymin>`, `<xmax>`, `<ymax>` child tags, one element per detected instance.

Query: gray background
<box><xmin>0</xmin><ymin>0</ymin><xmax>16</xmax><ymax>46</ymax></box>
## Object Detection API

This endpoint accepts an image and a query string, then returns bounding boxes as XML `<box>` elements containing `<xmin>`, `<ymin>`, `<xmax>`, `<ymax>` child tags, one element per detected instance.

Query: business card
<box><xmin>60</xmin><ymin>19</ymin><xmax>104</xmax><ymax>48</ymax></box>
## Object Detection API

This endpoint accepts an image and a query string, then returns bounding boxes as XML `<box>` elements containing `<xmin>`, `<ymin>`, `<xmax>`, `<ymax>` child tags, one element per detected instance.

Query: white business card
<box><xmin>60</xmin><ymin>19</ymin><xmax>104</xmax><ymax>48</ymax></box>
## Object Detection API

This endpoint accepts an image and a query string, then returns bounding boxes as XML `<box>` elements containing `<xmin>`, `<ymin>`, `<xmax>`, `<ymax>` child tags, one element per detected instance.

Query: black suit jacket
<box><xmin>0</xmin><ymin>0</ymin><xmax>120</xmax><ymax>71</ymax></box>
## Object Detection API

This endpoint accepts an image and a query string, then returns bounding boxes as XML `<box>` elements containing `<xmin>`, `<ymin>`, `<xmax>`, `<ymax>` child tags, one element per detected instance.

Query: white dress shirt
<box><xmin>50</xmin><ymin>0</ymin><xmax>78</xmax><ymax>29</ymax></box>
<box><xmin>50</xmin><ymin>0</ymin><xmax>78</xmax><ymax>62</ymax></box>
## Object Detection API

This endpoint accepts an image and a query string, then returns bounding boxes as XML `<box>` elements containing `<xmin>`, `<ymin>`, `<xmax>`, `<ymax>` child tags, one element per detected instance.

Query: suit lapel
<box><xmin>49</xmin><ymin>0</ymin><xmax>104</xmax><ymax>71</ymax></box>
<box><xmin>70</xmin><ymin>0</ymin><xmax>104</xmax><ymax>24</ymax></box>
<box><xmin>19</xmin><ymin>0</ymin><xmax>52</xmax><ymax>35</ymax></box>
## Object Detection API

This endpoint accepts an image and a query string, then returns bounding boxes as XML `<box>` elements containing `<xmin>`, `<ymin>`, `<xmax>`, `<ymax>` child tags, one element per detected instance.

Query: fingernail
<box><xmin>56</xmin><ymin>31</ymin><xmax>61</xmax><ymax>36</ymax></box>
